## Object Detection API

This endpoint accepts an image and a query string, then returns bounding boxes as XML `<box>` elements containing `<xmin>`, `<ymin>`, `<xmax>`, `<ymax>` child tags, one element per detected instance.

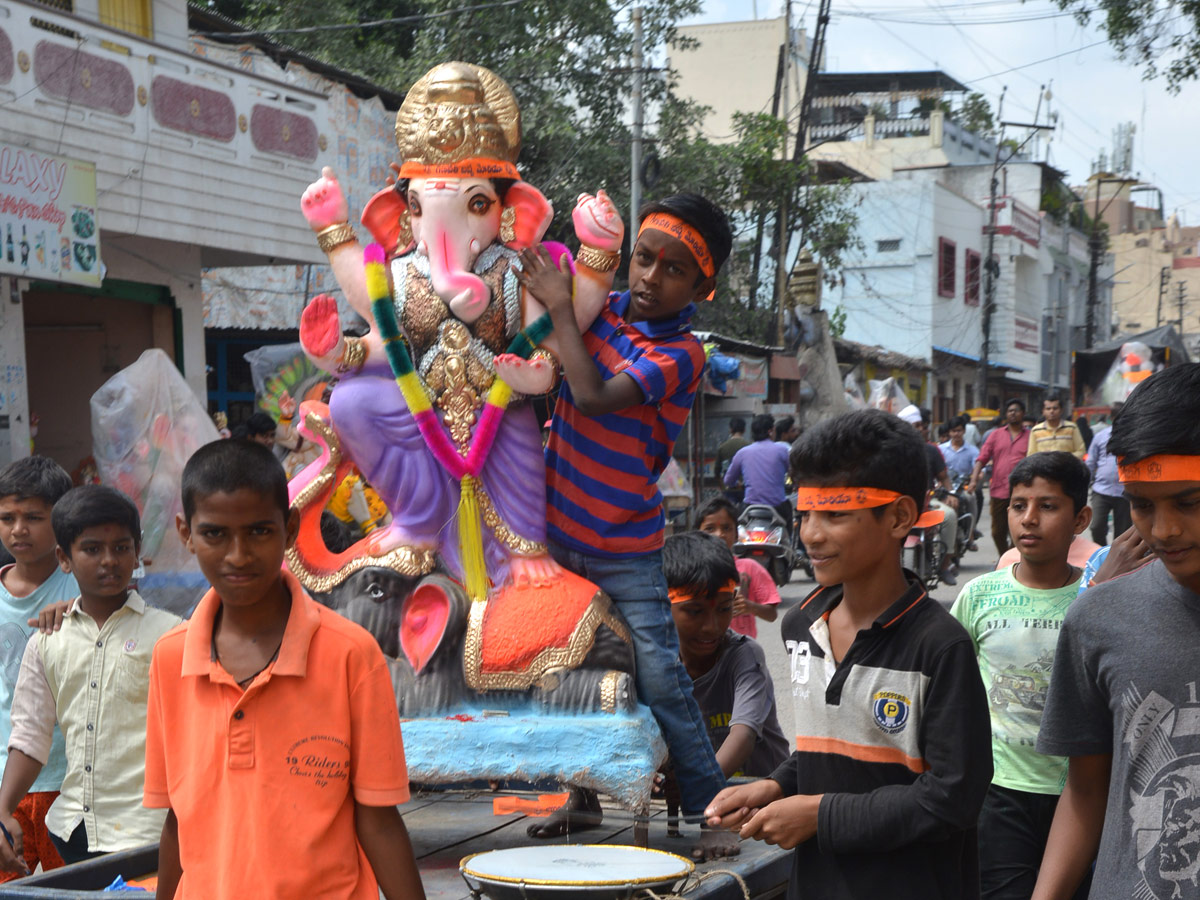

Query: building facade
<box><xmin>0</xmin><ymin>0</ymin><xmax>329</xmax><ymax>468</ymax></box>
<box><xmin>803</xmin><ymin>75</ymin><xmax>1110</xmax><ymax>417</ymax></box>
<box><xmin>670</xmin><ymin>32</ymin><xmax>1109</xmax><ymax>422</ymax></box>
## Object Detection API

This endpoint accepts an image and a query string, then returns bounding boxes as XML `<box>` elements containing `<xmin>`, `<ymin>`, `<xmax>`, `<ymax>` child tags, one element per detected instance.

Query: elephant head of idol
<box><xmin>363</xmin><ymin>62</ymin><xmax>553</xmax><ymax>323</ymax></box>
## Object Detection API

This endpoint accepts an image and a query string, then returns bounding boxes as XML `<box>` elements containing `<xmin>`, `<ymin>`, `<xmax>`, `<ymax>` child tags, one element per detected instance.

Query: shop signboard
<box><xmin>0</xmin><ymin>142</ymin><xmax>102</xmax><ymax>287</ymax></box>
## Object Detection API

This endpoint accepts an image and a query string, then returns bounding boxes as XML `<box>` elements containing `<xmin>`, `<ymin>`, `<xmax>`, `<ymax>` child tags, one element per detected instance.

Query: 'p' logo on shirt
<box><xmin>873</xmin><ymin>691</ymin><xmax>911</xmax><ymax>734</ymax></box>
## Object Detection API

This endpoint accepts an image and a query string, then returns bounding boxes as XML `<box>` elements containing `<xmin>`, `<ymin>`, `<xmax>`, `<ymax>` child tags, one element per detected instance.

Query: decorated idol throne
<box><xmin>285</xmin><ymin>62</ymin><xmax>664</xmax><ymax>814</ymax></box>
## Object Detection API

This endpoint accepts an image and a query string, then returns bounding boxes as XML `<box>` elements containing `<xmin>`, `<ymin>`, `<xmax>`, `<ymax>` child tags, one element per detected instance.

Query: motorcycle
<box><xmin>904</xmin><ymin>504</ymin><xmax>947</xmax><ymax>591</ymax></box>
<box><xmin>734</xmin><ymin>504</ymin><xmax>796</xmax><ymax>588</ymax></box>
<box><xmin>791</xmin><ymin>529</ymin><xmax>815</xmax><ymax>581</ymax></box>
<box><xmin>946</xmin><ymin>473</ymin><xmax>976</xmax><ymax>562</ymax></box>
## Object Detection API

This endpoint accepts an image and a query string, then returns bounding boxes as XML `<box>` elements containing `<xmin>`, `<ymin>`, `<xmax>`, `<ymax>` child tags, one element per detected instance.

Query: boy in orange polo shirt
<box><xmin>145</xmin><ymin>440</ymin><xmax>424</xmax><ymax>900</ymax></box>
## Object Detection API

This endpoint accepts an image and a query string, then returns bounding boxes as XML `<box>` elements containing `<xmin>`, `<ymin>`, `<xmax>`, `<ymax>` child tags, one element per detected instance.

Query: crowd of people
<box><xmin>0</xmin><ymin>185</ymin><xmax>1192</xmax><ymax>900</ymax></box>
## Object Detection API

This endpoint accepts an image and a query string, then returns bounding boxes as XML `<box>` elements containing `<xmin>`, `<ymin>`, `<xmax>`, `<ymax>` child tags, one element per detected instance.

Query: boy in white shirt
<box><xmin>0</xmin><ymin>485</ymin><xmax>181</xmax><ymax>870</ymax></box>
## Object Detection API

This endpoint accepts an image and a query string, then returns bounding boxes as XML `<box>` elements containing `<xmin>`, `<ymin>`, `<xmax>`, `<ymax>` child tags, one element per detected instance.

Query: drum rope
<box><xmin>640</xmin><ymin>868</ymin><xmax>750</xmax><ymax>900</ymax></box>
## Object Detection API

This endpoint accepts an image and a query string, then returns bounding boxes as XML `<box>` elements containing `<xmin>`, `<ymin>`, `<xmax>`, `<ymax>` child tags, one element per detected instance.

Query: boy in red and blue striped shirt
<box><xmin>518</xmin><ymin>193</ymin><xmax>734</xmax><ymax>856</ymax></box>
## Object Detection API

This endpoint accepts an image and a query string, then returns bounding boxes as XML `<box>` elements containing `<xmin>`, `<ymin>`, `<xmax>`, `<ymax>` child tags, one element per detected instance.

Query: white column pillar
<box><xmin>0</xmin><ymin>279</ymin><xmax>31</xmax><ymax>464</ymax></box>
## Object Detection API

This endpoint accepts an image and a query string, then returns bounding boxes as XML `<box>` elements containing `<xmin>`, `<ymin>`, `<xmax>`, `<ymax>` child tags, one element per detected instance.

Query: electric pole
<box><xmin>771</xmin><ymin>0</ymin><xmax>793</xmax><ymax>343</ymax></box>
<box><xmin>1086</xmin><ymin>175</ymin><xmax>1132</xmax><ymax>347</ymax></box>
<box><xmin>1158</xmin><ymin>265</ymin><xmax>1171</xmax><ymax>328</ymax></box>
<box><xmin>1177</xmin><ymin>281</ymin><xmax>1187</xmax><ymax>329</ymax></box>
<box><xmin>978</xmin><ymin>89</ymin><xmax>1005</xmax><ymax>409</ymax></box>
<box><xmin>628</xmin><ymin>6</ymin><xmax>643</xmax><ymax>257</ymax></box>
<box><xmin>771</xmin><ymin>0</ymin><xmax>832</xmax><ymax>343</ymax></box>
<box><xmin>1086</xmin><ymin>181</ymin><xmax>1104</xmax><ymax>348</ymax></box>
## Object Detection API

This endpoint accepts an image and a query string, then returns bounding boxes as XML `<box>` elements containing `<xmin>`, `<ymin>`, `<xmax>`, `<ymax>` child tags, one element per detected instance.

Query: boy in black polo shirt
<box><xmin>706</xmin><ymin>409</ymin><xmax>992</xmax><ymax>899</ymax></box>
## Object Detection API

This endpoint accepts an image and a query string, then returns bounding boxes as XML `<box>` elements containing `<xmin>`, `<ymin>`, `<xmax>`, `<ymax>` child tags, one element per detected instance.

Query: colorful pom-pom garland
<box><xmin>364</xmin><ymin>242</ymin><xmax>571</xmax><ymax>601</ymax></box>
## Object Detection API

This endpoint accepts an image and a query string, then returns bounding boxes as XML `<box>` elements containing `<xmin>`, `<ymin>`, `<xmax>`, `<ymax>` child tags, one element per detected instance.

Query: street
<box><xmin>755</xmin><ymin>540</ymin><xmax>1000</xmax><ymax>743</ymax></box>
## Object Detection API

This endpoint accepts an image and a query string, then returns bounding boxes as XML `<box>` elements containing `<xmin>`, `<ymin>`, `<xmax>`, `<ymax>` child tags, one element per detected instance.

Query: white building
<box><xmin>809</xmin><ymin>73</ymin><xmax>1111</xmax><ymax>416</ymax></box>
<box><xmin>0</xmin><ymin>0</ymin><xmax>329</xmax><ymax>469</ymax></box>
<box><xmin>831</xmin><ymin>178</ymin><xmax>996</xmax><ymax>419</ymax></box>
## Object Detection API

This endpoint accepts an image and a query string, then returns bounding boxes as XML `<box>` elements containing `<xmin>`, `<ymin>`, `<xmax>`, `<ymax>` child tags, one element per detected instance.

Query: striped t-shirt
<box><xmin>545</xmin><ymin>291</ymin><xmax>706</xmax><ymax>557</ymax></box>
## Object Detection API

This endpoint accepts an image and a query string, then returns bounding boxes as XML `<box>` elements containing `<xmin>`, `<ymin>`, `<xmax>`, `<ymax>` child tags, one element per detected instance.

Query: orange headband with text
<box><xmin>1118</xmin><ymin>454</ymin><xmax>1200</xmax><ymax>483</ymax></box>
<box><xmin>639</xmin><ymin>213</ymin><xmax>716</xmax><ymax>300</ymax></box>
<box><xmin>795</xmin><ymin>486</ymin><xmax>904</xmax><ymax>511</ymax></box>
<box><xmin>669</xmin><ymin>578</ymin><xmax>739</xmax><ymax>605</ymax></box>
<box><xmin>398</xmin><ymin>159</ymin><xmax>522</xmax><ymax>181</ymax></box>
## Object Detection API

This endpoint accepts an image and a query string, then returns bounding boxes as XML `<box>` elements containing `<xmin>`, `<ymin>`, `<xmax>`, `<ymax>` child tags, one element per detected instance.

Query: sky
<box><xmin>679</xmin><ymin>0</ymin><xmax>1200</xmax><ymax>222</ymax></box>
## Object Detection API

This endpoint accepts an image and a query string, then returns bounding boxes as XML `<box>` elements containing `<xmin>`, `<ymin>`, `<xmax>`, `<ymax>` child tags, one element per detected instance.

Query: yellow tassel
<box><xmin>486</xmin><ymin>379</ymin><xmax>513</xmax><ymax>408</ymax></box>
<box><xmin>458</xmin><ymin>476</ymin><xmax>489</xmax><ymax>602</ymax></box>
<box><xmin>364</xmin><ymin>261</ymin><xmax>390</xmax><ymax>302</ymax></box>
<box><xmin>399</xmin><ymin>371</ymin><xmax>433</xmax><ymax>414</ymax></box>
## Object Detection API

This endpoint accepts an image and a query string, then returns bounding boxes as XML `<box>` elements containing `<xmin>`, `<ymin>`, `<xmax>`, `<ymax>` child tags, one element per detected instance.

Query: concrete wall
<box><xmin>672</xmin><ymin>18</ymin><xmax>807</xmax><ymax>145</ymax></box>
<box><xmin>2</xmin><ymin>0</ymin><xmax>329</xmax><ymax>268</ymax></box>
<box><xmin>1110</xmin><ymin>230</ymin><xmax>1200</xmax><ymax>336</ymax></box>
<box><xmin>929</xmin><ymin>181</ymin><xmax>986</xmax><ymax>358</ymax></box>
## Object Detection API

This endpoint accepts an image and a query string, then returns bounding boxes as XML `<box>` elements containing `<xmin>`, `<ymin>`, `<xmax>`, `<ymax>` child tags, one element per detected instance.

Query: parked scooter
<box><xmin>734</xmin><ymin>504</ymin><xmax>796</xmax><ymax>587</ymax></box>
<box><xmin>904</xmin><ymin>504</ymin><xmax>947</xmax><ymax>591</ymax></box>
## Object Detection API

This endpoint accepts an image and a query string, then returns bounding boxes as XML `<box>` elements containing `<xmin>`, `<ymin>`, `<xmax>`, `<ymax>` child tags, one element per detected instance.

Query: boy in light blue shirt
<box><xmin>0</xmin><ymin>457</ymin><xmax>73</xmax><ymax>877</ymax></box>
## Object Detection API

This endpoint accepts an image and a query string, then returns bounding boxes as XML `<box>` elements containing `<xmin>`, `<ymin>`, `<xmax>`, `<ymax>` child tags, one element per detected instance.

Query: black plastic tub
<box><xmin>0</xmin><ymin>845</ymin><xmax>157</xmax><ymax>898</ymax></box>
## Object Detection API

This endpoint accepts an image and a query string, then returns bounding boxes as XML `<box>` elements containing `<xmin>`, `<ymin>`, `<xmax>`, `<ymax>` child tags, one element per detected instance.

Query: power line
<box><xmin>966</xmin><ymin>37</ymin><xmax>1112</xmax><ymax>81</ymax></box>
<box><xmin>192</xmin><ymin>0</ymin><xmax>529</xmax><ymax>38</ymax></box>
<box><xmin>835</xmin><ymin>7</ymin><xmax>1083</xmax><ymax>26</ymax></box>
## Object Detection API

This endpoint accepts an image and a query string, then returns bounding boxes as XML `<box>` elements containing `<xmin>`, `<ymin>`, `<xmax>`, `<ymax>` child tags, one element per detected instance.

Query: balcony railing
<box><xmin>989</xmin><ymin>196</ymin><xmax>1042</xmax><ymax>248</ymax></box>
<box><xmin>0</xmin><ymin>0</ymin><xmax>331</xmax><ymax>263</ymax></box>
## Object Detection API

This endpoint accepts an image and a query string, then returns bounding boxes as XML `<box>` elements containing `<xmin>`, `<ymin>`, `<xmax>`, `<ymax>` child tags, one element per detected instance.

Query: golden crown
<box><xmin>395</xmin><ymin>62</ymin><xmax>521</xmax><ymax>167</ymax></box>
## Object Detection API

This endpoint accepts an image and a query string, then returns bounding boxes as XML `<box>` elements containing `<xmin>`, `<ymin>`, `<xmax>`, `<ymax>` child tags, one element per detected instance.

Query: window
<box><xmin>964</xmin><ymin>249</ymin><xmax>981</xmax><ymax>306</ymax></box>
<box><xmin>877</xmin><ymin>238</ymin><xmax>901</xmax><ymax>252</ymax></box>
<box><xmin>99</xmin><ymin>0</ymin><xmax>152</xmax><ymax>38</ymax></box>
<box><xmin>938</xmin><ymin>238</ymin><xmax>956</xmax><ymax>298</ymax></box>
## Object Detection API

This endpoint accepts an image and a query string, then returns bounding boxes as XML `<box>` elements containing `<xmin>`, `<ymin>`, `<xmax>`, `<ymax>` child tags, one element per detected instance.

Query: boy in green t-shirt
<box><xmin>950</xmin><ymin>451</ymin><xmax>1092</xmax><ymax>900</ymax></box>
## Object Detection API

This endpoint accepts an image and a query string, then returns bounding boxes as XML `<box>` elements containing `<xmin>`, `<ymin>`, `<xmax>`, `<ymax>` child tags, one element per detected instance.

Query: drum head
<box><xmin>461</xmin><ymin>845</ymin><xmax>693</xmax><ymax>895</ymax></box>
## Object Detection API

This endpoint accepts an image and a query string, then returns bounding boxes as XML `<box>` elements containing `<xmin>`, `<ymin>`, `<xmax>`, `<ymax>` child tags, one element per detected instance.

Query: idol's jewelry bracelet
<box><xmin>576</xmin><ymin>244</ymin><xmax>621</xmax><ymax>272</ymax></box>
<box><xmin>317</xmin><ymin>222</ymin><xmax>357</xmax><ymax>254</ymax></box>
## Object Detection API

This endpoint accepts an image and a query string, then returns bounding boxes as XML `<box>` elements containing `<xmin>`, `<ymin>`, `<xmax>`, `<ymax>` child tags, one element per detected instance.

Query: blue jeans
<box><xmin>549</xmin><ymin>541</ymin><xmax>726</xmax><ymax>818</ymax></box>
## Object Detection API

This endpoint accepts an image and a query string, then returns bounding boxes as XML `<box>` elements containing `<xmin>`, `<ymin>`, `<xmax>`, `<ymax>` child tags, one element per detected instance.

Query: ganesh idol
<box><xmin>287</xmin><ymin>62</ymin><xmax>636</xmax><ymax>716</ymax></box>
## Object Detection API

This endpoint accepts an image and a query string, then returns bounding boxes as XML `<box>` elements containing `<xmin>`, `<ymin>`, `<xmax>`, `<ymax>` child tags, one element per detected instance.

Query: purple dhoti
<box><xmin>329</xmin><ymin>365</ymin><xmax>547</xmax><ymax>585</ymax></box>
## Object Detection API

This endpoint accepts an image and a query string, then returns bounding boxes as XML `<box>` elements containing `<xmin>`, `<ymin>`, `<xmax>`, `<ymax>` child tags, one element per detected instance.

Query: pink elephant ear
<box><xmin>361</xmin><ymin>187</ymin><xmax>412</xmax><ymax>256</ymax></box>
<box><xmin>503</xmin><ymin>181</ymin><xmax>553</xmax><ymax>250</ymax></box>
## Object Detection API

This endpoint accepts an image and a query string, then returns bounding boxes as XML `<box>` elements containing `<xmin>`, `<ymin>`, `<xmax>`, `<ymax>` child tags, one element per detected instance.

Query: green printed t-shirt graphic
<box><xmin>950</xmin><ymin>565</ymin><xmax>1080</xmax><ymax>794</ymax></box>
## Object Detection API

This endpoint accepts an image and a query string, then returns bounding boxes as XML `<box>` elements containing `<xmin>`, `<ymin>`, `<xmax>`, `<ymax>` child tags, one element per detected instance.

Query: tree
<box><xmin>1055</xmin><ymin>0</ymin><xmax>1200</xmax><ymax>89</ymax></box>
<box><xmin>209</xmin><ymin>0</ymin><xmax>701</xmax><ymax>243</ymax></box>
<box><xmin>911</xmin><ymin>97</ymin><xmax>952</xmax><ymax>117</ymax></box>
<box><xmin>954</xmin><ymin>92</ymin><xmax>995</xmax><ymax>138</ymax></box>
<box><xmin>654</xmin><ymin>107</ymin><xmax>861</xmax><ymax>341</ymax></box>
<box><xmin>204</xmin><ymin>0</ymin><xmax>423</xmax><ymax>90</ymax></box>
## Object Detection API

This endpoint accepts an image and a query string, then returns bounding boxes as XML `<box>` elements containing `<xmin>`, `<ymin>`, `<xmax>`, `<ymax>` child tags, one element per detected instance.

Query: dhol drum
<box><xmin>460</xmin><ymin>845</ymin><xmax>694</xmax><ymax>900</ymax></box>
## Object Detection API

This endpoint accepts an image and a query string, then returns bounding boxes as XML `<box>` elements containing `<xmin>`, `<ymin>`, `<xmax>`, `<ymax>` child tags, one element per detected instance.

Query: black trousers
<box><xmin>978</xmin><ymin>784</ymin><xmax>1092</xmax><ymax>900</ymax></box>
<box><xmin>1090</xmin><ymin>491</ymin><xmax>1131</xmax><ymax>545</ymax></box>
<box><xmin>48</xmin><ymin>822</ymin><xmax>105</xmax><ymax>866</ymax></box>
